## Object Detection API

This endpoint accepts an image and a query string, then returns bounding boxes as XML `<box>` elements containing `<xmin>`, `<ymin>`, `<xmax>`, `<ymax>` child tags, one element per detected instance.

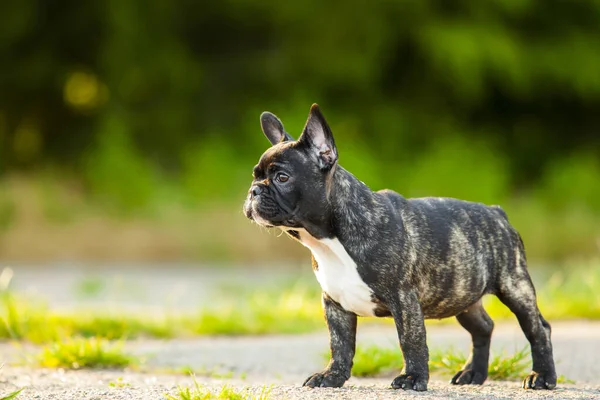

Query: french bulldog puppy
<box><xmin>243</xmin><ymin>104</ymin><xmax>556</xmax><ymax>391</ymax></box>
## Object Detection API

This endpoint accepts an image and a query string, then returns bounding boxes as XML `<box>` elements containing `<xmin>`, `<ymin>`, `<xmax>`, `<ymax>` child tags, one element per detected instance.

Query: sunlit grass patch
<box><xmin>0</xmin><ymin>292</ymin><xmax>61</xmax><ymax>343</ymax></box>
<box><xmin>0</xmin><ymin>280</ymin><xmax>323</xmax><ymax>342</ymax></box>
<box><xmin>557</xmin><ymin>374</ymin><xmax>576</xmax><ymax>384</ymax></box>
<box><xmin>37</xmin><ymin>337</ymin><xmax>138</xmax><ymax>369</ymax></box>
<box><xmin>60</xmin><ymin>313</ymin><xmax>177</xmax><ymax>340</ymax></box>
<box><xmin>0</xmin><ymin>276</ymin><xmax>322</xmax><ymax>340</ymax></box>
<box><xmin>343</xmin><ymin>344</ymin><xmax>530</xmax><ymax>380</ymax></box>
<box><xmin>193</xmin><ymin>285</ymin><xmax>322</xmax><ymax>335</ymax></box>
<box><xmin>487</xmin><ymin>347</ymin><xmax>529</xmax><ymax>380</ymax></box>
<box><xmin>108</xmin><ymin>377</ymin><xmax>131</xmax><ymax>387</ymax></box>
<box><xmin>1</xmin><ymin>263</ymin><xmax>599</xmax><ymax>343</ymax></box>
<box><xmin>351</xmin><ymin>343</ymin><xmax>402</xmax><ymax>377</ymax></box>
<box><xmin>0</xmin><ymin>292</ymin><xmax>177</xmax><ymax>343</ymax></box>
<box><xmin>428</xmin><ymin>347</ymin><xmax>466</xmax><ymax>374</ymax></box>
<box><xmin>429</xmin><ymin>346</ymin><xmax>529</xmax><ymax>381</ymax></box>
<box><xmin>165</xmin><ymin>379</ymin><xmax>271</xmax><ymax>400</ymax></box>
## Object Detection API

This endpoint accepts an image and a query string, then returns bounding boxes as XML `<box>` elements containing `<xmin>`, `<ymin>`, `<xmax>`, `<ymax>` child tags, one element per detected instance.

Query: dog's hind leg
<box><xmin>495</xmin><ymin>244</ymin><xmax>557</xmax><ymax>389</ymax></box>
<box><xmin>451</xmin><ymin>300</ymin><xmax>493</xmax><ymax>385</ymax></box>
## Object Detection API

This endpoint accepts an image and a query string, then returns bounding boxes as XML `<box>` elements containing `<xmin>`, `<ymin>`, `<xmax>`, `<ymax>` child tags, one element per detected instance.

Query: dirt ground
<box><xmin>2</xmin><ymin>322</ymin><xmax>600</xmax><ymax>399</ymax></box>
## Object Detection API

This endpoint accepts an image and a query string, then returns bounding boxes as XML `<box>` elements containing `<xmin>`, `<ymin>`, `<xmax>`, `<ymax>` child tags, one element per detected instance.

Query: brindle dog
<box><xmin>243</xmin><ymin>104</ymin><xmax>556</xmax><ymax>391</ymax></box>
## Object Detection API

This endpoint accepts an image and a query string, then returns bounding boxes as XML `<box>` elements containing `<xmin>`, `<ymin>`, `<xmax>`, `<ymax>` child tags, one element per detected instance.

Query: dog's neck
<box><xmin>330</xmin><ymin>166</ymin><xmax>375</xmax><ymax>218</ymax></box>
<box><xmin>329</xmin><ymin>166</ymin><xmax>384</xmax><ymax>241</ymax></box>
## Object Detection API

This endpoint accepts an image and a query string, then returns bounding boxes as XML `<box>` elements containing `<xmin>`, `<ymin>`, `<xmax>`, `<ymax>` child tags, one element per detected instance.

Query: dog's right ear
<box><xmin>260</xmin><ymin>112</ymin><xmax>294</xmax><ymax>145</ymax></box>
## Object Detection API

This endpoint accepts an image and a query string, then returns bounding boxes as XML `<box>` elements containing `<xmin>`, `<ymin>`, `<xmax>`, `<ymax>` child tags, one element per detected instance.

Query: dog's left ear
<box><xmin>298</xmin><ymin>104</ymin><xmax>338</xmax><ymax>170</ymax></box>
<box><xmin>260</xmin><ymin>112</ymin><xmax>294</xmax><ymax>145</ymax></box>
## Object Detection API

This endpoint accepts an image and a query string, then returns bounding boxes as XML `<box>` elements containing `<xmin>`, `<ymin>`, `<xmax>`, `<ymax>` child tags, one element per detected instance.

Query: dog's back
<box><xmin>377</xmin><ymin>191</ymin><xmax>525</xmax><ymax>318</ymax></box>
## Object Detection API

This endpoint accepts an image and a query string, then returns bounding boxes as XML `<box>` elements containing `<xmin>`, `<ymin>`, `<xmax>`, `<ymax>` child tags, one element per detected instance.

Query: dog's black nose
<box><xmin>251</xmin><ymin>185</ymin><xmax>263</xmax><ymax>197</ymax></box>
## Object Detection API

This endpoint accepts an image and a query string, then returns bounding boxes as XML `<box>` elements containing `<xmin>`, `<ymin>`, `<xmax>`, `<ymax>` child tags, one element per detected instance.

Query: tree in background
<box><xmin>1</xmin><ymin>0</ymin><xmax>599</xmax><ymax>260</ymax></box>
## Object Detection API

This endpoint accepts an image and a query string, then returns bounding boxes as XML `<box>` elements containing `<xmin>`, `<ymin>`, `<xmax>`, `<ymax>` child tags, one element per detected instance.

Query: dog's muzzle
<box><xmin>244</xmin><ymin>184</ymin><xmax>275</xmax><ymax>227</ymax></box>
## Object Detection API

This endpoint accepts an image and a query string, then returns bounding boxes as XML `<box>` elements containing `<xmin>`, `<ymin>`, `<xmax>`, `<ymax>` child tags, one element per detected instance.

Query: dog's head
<box><xmin>243</xmin><ymin>104</ymin><xmax>338</xmax><ymax>234</ymax></box>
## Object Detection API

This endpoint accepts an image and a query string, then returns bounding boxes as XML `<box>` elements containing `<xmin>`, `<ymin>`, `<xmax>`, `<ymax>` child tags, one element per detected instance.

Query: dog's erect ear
<box><xmin>298</xmin><ymin>104</ymin><xmax>338</xmax><ymax>170</ymax></box>
<box><xmin>260</xmin><ymin>112</ymin><xmax>294</xmax><ymax>145</ymax></box>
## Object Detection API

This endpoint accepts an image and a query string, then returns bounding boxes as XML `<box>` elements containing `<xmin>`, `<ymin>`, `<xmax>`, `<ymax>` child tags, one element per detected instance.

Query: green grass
<box><xmin>0</xmin><ymin>291</ymin><xmax>177</xmax><ymax>343</ymax></box>
<box><xmin>342</xmin><ymin>344</ymin><xmax>530</xmax><ymax>380</ymax></box>
<box><xmin>192</xmin><ymin>284</ymin><xmax>321</xmax><ymax>335</ymax></box>
<box><xmin>0</xmin><ymin>262</ymin><xmax>598</xmax><ymax>343</ymax></box>
<box><xmin>428</xmin><ymin>346</ymin><xmax>529</xmax><ymax>380</ymax></box>
<box><xmin>165</xmin><ymin>380</ymin><xmax>271</xmax><ymax>400</ymax></box>
<box><xmin>428</xmin><ymin>347</ymin><xmax>467</xmax><ymax>374</ymax></box>
<box><xmin>487</xmin><ymin>347</ymin><xmax>530</xmax><ymax>380</ymax></box>
<box><xmin>0</xmin><ymin>389</ymin><xmax>23</xmax><ymax>400</ymax></box>
<box><xmin>557</xmin><ymin>374</ymin><xmax>576</xmax><ymax>384</ymax></box>
<box><xmin>351</xmin><ymin>344</ymin><xmax>402</xmax><ymax>377</ymax></box>
<box><xmin>108</xmin><ymin>377</ymin><xmax>131</xmax><ymax>387</ymax></box>
<box><xmin>0</xmin><ymin>283</ymin><xmax>322</xmax><ymax>343</ymax></box>
<box><xmin>37</xmin><ymin>337</ymin><xmax>138</xmax><ymax>369</ymax></box>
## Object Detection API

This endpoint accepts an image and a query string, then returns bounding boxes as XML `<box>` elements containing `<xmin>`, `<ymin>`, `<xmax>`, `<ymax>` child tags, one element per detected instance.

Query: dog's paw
<box><xmin>450</xmin><ymin>369</ymin><xmax>487</xmax><ymax>385</ymax></box>
<box><xmin>302</xmin><ymin>370</ymin><xmax>347</xmax><ymax>388</ymax></box>
<box><xmin>522</xmin><ymin>371</ymin><xmax>557</xmax><ymax>390</ymax></box>
<box><xmin>391</xmin><ymin>373</ymin><xmax>428</xmax><ymax>391</ymax></box>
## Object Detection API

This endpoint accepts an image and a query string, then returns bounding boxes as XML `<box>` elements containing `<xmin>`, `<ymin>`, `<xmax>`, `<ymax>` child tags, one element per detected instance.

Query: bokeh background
<box><xmin>1</xmin><ymin>0</ymin><xmax>599</xmax><ymax>266</ymax></box>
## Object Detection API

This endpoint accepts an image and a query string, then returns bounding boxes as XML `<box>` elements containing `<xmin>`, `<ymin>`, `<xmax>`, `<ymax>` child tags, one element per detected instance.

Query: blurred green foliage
<box><xmin>1</xmin><ymin>0</ymin><xmax>599</xmax><ymax>260</ymax></box>
<box><xmin>0</xmin><ymin>196</ymin><xmax>16</xmax><ymax>233</ymax></box>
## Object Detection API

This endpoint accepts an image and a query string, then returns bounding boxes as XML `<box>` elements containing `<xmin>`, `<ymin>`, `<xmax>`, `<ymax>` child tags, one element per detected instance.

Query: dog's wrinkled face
<box><xmin>243</xmin><ymin>104</ymin><xmax>338</xmax><ymax>233</ymax></box>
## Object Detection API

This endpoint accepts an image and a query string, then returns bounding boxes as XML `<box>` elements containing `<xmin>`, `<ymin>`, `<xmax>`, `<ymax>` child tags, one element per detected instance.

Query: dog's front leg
<box><xmin>303</xmin><ymin>293</ymin><xmax>357</xmax><ymax>388</ymax></box>
<box><xmin>389</xmin><ymin>289</ymin><xmax>429</xmax><ymax>391</ymax></box>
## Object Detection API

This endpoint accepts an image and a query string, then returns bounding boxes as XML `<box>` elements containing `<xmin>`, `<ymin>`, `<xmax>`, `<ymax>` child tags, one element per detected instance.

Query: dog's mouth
<box><xmin>251</xmin><ymin>203</ymin><xmax>275</xmax><ymax>228</ymax></box>
<box><xmin>246</xmin><ymin>198</ymin><xmax>299</xmax><ymax>229</ymax></box>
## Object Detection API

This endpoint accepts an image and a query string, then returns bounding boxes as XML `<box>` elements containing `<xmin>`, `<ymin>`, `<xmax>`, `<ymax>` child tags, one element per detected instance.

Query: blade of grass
<box><xmin>0</xmin><ymin>388</ymin><xmax>23</xmax><ymax>400</ymax></box>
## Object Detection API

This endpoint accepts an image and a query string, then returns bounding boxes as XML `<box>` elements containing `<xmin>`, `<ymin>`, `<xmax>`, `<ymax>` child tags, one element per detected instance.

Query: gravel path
<box><xmin>1</xmin><ymin>368</ymin><xmax>599</xmax><ymax>400</ymax></box>
<box><xmin>2</xmin><ymin>321</ymin><xmax>600</xmax><ymax>399</ymax></box>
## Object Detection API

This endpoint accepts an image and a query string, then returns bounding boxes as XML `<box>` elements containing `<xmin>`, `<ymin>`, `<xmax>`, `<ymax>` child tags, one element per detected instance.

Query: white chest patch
<box><xmin>298</xmin><ymin>231</ymin><xmax>376</xmax><ymax>317</ymax></box>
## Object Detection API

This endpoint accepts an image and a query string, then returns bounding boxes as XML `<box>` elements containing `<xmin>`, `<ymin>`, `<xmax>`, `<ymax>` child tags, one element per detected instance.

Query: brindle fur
<box><xmin>243</xmin><ymin>104</ymin><xmax>557</xmax><ymax>391</ymax></box>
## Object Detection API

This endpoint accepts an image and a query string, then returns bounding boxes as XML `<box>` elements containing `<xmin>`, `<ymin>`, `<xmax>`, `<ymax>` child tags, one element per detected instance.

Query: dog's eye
<box><xmin>276</xmin><ymin>173</ymin><xmax>289</xmax><ymax>183</ymax></box>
